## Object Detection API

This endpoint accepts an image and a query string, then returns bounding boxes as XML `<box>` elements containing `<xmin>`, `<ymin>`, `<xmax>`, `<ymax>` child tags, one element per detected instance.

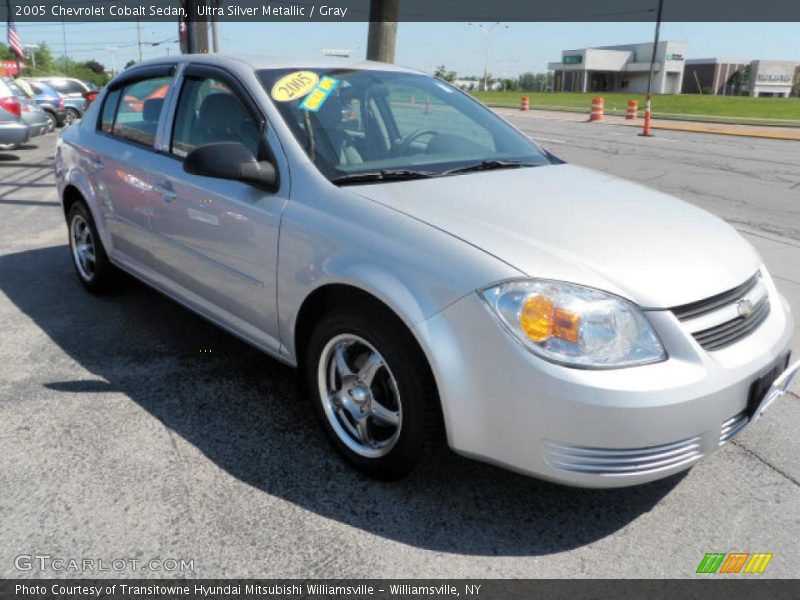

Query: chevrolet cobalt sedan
<box><xmin>55</xmin><ymin>55</ymin><xmax>798</xmax><ymax>486</ymax></box>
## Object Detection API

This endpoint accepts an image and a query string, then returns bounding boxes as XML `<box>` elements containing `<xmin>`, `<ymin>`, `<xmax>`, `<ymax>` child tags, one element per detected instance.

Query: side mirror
<box><xmin>183</xmin><ymin>142</ymin><xmax>278</xmax><ymax>191</ymax></box>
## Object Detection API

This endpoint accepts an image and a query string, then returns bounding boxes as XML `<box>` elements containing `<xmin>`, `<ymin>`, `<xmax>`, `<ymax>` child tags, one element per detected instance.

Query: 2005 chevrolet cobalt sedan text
<box><xmin>55</xmin><ymin>55</ymin><xmax>798</xmax><ymax>487</ymax></box>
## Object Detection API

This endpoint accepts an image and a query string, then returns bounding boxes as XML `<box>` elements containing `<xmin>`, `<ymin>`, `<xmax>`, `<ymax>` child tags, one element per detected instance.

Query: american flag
<box><xmin>7</xmin><ymin>12</ymin><xmax>23</xmax><ymax>60</ymax></box>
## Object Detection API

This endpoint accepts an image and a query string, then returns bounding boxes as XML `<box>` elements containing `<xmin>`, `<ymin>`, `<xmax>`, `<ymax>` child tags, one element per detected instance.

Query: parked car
<box><xmin>55</xmin><ymin>56</ymin><xmax>798</xmax><ymax>487</ymax></box>
<box><xmin>0</xmin><ymin>78</ymin><xmax>30</xmax><ymax>149</ymax></box>
<box><xmin>29</xmin><ymin>77</ymin><xmax>92</xmax><ymax>124</ymax></box>
<box><xmin>3</xmin><ymin>78</ymin><xmax>49</xmax><ymax>138</ymax></box>
<box><xmin>18</xmin><ymin>79</ymin><xmax>67</xmax><ymax>131</ymax></box>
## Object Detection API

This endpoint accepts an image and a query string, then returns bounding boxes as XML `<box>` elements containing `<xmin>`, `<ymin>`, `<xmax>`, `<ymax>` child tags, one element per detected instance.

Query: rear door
<box><xmin>147</xmin><ymin>64</ymin><xmax>289</xmax><ymax>354</ymax></box>
<box><xmin>87</xmin><ymin>65</ymin><xmax>176</xmax><ymax>268</ymax></box>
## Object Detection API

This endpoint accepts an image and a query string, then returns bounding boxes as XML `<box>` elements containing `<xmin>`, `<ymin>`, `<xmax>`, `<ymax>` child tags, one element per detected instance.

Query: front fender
<box><xmin>276</xmin><ymin>182</ymin><xmax>520</xmax><ymax>363</ymax></box>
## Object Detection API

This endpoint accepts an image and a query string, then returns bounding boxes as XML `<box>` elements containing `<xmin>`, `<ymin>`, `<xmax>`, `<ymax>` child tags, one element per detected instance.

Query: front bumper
<box><xmin>414</xmin><ymin>272</ymin><xmax>795</xmax><ymax>488</ymax></box>
<box><xmin>0</xmin><ymin>121</ymin><xmax>30</xmax><ymax>147</ymax></box>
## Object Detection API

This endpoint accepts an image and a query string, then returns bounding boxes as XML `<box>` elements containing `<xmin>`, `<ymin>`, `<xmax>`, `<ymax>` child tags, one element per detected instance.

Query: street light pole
<box><xmin>107</xmin><ymin>46</ymin><xmax>118</xmax><ymax>77</ymax></box>
<box><xmin>470</xmin><ymin>23</ymin><xmax>508</xmax><ymax>92</ymax></box>
<box><xmin>642</xmin><ymin>0</ymin><xmax>664</xmax><ymax>137</ymax></box>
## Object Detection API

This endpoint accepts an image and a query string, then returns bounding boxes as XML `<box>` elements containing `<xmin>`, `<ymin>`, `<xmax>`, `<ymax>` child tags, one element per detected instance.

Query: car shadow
<box><xmin>0</xmin><ymin>245</ymin><xmax>684</xmax><ymax>557</ymax></box>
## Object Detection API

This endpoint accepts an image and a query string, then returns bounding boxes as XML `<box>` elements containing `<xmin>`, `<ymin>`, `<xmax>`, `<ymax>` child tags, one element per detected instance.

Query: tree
<box><xmin>518</xmin><ymin>72</ymin><xmax>536</xmax><ymax>91</ymax></box>
<box><xmin>84</xmin><ymin>60</ymin><xmax>105</xmax><ymax>75</ymax></box>
<box><xmin>433</xmin><ymin>65</ymin><xmax>457</xmax><ymax>82</ymax></box>
<box><xmin>0</xmin><ymin>42</ymin><xmax>15</xmax><ymax>60</ymax></box>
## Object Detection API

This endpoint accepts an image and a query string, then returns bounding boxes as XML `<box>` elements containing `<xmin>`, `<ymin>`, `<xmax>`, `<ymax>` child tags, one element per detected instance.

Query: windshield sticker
<box><xmin>299</xmin><ymin>76</ymin><xmax>341</xmax><ymax>112</ymax></box>
<box><xmin>271</xmin><ymin>71</ymin><xmax>319</xmax><ymax>102</ymax></box>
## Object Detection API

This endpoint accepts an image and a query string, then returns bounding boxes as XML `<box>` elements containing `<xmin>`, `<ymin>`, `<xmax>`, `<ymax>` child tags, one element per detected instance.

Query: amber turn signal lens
<box><xmin>553</xmin><ymin>308</ymin><xmax>581</xmax><ymax>343</ymax></box>
<box><xmin>520</xmin><ymin>294</ymin><xmax>554</xmax><ymax>342</ymax></box>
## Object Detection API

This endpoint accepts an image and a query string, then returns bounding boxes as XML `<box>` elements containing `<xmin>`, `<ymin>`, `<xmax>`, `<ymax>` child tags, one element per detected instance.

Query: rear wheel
<box><xmin>305</xmin><ymin>305</ymin><xmax>440</xmax><ymax>480</ymax></box>
<box><xmin>64</xmin><ymin>108</ymin><xmax>79</xmax><ymax>126</ymax></box>
<box><xmin>67</xmin><ymin>201</ymin><xmax>116</xmax><ymax>293</ymax></box>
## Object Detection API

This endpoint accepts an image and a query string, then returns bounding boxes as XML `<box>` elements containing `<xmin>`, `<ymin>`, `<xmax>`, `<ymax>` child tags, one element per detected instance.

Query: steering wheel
<box><xmin>394</xmin><ymin>129</ymin><xmax>437</xmax><ymax>154</ymax></box>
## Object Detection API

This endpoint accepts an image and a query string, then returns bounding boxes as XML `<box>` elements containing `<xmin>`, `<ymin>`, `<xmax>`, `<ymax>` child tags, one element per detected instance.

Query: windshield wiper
<box><xmin>442</xmin><ymin>160</ymin><xmax>541</xmax><ymax>176</ymax></box>
<box><xmin>331</xmin><ymin>169</ymin><xmax>438</xmax><ymax>186</ymax></box>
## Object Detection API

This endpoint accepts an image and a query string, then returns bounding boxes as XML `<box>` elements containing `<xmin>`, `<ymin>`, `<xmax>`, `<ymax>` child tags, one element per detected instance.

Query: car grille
<box><xmin>719</xmin><ymin>412</ymin><xmax>749</xmax><ymax>446</ymax></box>
<box><xmin>670</xmin><ymin>273</ymin><xmax>770</xmax><ymax>351</ymax></box>
<box><xmin>543</xmin><ymin>437</ymin><xmax>703</xmax><ymax>476</ymax></box>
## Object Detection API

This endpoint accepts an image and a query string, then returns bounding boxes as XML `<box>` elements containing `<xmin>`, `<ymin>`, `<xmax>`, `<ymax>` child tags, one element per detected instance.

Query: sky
<box><xmin>10</xmin><ymin>21</ymin><xmax>800</xmax><ymax>76</ymax></box>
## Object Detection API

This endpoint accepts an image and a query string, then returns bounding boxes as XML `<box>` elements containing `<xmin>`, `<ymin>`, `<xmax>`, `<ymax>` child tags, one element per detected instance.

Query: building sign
<box><xmin>666</xmin><ymin>53</ymin><xmax>684</xmax><ymax>60</ymax></box>
<box><xmin>563</xmin><ymin>55</ymin><xmax>582</xmax><ymax>64</ymax></box>
<box><xmin>0</xmin><ymin>60</ymin><xmax>22</xmax><ymax>76</ymax></box>
<box><xmin>757</xmin><ymin>73</ymin><xmax>792</xmax><ymax>82</ymax></box>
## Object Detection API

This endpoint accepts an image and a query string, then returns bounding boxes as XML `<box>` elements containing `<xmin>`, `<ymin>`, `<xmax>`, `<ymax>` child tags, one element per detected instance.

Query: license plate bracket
<box><xmin>746</xmin><ymin>353</ymin><xmax>791</xmax><ymax>419</ymax></box>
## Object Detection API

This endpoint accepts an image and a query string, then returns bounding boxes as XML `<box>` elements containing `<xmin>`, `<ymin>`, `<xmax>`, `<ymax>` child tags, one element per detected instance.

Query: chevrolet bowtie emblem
<box><xmin>737</xmin><ymin>298</ymin><xmax>754</xmax><ymax>318</ymax></box>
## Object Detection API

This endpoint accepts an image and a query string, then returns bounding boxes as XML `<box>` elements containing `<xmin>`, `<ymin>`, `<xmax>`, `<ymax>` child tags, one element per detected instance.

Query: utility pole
<box><xmin>136</xmin><ymin>18</ymin><xmax>143</xmax><ymax>62</ymax></box>
<box><xmin>366</xmin><ymin>0</ymin><xmax>398</xmax><ymax>63</ymax></box>
<box><xmin>61</xmin><ymin>19</ymin><xmax>68</xmax><ymax>69</ymax></box>
<box><xmin>642</xmin><ymin>0</ymin><xmax>664</xmax><ymax>137</ymax></box>
<box><xmin>182</xmin><ymin>0</ymin><xmax>209</xmax><ymax>54</ymax></box>
<box><xmin>210</xmin><ymin>0</ymin><xmax>220</xmax><ymax>52</ymax></box>
<box><xmin>469</xmin><ymin>23</ymin><xmax>508</xmax><ymax>92</ymax></box>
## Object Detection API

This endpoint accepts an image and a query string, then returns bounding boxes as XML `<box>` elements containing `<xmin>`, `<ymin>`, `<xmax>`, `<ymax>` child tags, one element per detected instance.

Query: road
<box><xmin>0</xmin><ymin>122</ymin><xmax>798</xmax><ymax>579</ymax></box>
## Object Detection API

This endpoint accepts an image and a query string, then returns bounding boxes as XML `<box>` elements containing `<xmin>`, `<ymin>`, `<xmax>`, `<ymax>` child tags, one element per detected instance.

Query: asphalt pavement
<box><xmin>0</xmin><ymin>122</ymin><xmax>798</xmax><ymax>579</ymax></box>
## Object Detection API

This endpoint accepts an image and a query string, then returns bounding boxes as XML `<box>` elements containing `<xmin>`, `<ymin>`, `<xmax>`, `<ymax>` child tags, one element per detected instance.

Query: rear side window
<box><xmin>106</xmin><ymin>77</ymin><xmax>171</xmax><ymax>147</ymax></box>
<box><xmin>100</xmin><ymin>89</ymin><xmax>121</xmax><ymax>133</ymax></box>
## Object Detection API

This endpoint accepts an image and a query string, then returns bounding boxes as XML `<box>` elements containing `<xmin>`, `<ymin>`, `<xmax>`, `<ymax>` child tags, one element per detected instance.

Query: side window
<box><xmin>111</xmin><ymin>76</ymin><xmax>172</xmax><ymax>147</ymax></box>
<box><xmin>100</xmin><ymin>89</ymin><xmax>121</xmax><ymax>133</ymax></box>
<box><xmin>171</xmin><ymin>77</ymin><xmax>261</xmax><ymax>159</ymax></box>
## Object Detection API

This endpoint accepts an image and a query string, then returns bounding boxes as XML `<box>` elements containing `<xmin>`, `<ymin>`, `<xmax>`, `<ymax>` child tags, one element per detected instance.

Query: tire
<box><xmin>64</xmin><ymin>108</ymin><xmax>80</xmax><ymax>126</ymax></box>
<box><xmin>67</xmin><ymin>201</ymin><xmax>117</xmax><ymax>294</ymax></box>
<box><xmin>305</xmin><ymin>304</ymin><xmax>441</xmax><ymax>480</ymax></box>
<box><xmin>44</xmin><ymin>111</ymin><xmax>56</xmax><ymax>133</ymax></box>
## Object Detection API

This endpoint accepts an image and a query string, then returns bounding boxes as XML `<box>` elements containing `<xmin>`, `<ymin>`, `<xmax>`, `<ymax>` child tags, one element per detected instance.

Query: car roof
<box><xmin>131</xmin><ymin>53</ymin><xmax>423</xmax><ymax>75</ymax></box>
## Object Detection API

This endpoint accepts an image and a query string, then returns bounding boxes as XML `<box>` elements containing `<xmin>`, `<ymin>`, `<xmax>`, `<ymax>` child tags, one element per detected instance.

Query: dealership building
<box><xmin>682</xmin><ymin>58</ymin><xmax>799</xmax><ymax>97</ymax></box>
<box><xmin>549</xmin><ymin>42</ymin><xmax>799</xmax><ymax>97</ymax></box>
<box><xmin>548</xmin><ymin>41</ymin><xmax>687</xmax><ymax>94</ymax></box>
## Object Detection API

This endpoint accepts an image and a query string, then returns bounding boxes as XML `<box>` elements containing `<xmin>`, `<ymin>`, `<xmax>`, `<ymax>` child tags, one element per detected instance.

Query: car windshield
<box><xmin>257</xmin><ymin>68</ymin><xmax>552</xmax><ymax>183</ymax></box>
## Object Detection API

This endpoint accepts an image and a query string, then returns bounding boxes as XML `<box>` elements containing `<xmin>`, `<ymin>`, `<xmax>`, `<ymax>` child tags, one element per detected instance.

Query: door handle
<box><xmin>154</xmin><ymin>182</ymin><xmax>177</xmax><ymax>204</ymax></box>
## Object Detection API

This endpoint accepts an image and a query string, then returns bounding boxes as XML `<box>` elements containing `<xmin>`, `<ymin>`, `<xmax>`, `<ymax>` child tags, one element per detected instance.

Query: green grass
<box><xmin>471</xmin><ymin>91</ymin><xmax>800</xmax><ymax>125</ymax></box>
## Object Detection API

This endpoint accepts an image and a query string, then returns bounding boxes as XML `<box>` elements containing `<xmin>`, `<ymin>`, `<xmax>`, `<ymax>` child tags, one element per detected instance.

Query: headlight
<box><xmin>480</xmin><ymin>279</ymin><xmax>666</xmax><ymax>368</ymax></box>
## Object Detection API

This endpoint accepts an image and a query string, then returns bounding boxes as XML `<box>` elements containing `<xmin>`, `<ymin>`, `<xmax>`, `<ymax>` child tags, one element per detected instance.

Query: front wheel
<box><xmin>44</xmin><ymin>111</ymin><xmax>56</xmax><ymax>133</ymax></box>
<box><xmin>306</xmin><ymin>306</ymin><xmax>440</xmax><ymax>480</ymax></box>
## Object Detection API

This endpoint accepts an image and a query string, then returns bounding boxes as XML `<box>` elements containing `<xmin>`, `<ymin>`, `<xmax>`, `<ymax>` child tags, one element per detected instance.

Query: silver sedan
<box><xmin>54</xmin><ymin>55</ymin><xmax>798</xmax><ymax>487</ymax></box>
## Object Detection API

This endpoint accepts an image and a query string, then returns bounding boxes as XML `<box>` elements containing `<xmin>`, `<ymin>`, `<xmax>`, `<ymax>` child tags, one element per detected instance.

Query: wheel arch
<box><xmin>293</xmin><ymin>281</ymin><xmax>447</xmax><ymax>445</ymax></box>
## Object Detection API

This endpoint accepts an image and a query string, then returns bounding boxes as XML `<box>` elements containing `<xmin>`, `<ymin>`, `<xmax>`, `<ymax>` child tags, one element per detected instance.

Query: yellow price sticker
<box><xmin>271</xmin><ymin>71</ymin><xmax>320</xmax><ymax>102</ymax></box>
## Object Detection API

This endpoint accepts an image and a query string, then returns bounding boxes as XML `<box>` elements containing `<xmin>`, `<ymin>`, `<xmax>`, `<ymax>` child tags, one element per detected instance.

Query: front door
<box><xmin>148</xmin><ymin>66</ymin><xmax>288</xmax><ymax>354</ymax></box>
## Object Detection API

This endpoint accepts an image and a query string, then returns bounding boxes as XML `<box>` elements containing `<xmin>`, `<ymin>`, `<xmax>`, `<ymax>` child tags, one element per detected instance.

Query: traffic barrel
<box><xmin>626</xmin><ymin>99</ymin><xmax>638</xmax><ymax>120</ymax></box>
<box><xmin>520</xmin><ymin>96</ymin><xmax>530</xmax><ymax>111</ymax></box>
<box><xmin>589</xmin><ymin>96</ymin><xmax>604</xmax><ymax>121</ymax></box>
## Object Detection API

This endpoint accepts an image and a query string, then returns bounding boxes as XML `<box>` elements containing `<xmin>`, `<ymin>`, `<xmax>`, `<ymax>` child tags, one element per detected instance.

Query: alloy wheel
<box><xmin>318</xmin><ymin>334</ymin><xmax>402</xmax><ymax>458</ymax></box>
<box><xmin>70</xmin><ymin>214</ymin><xmax>96</xmax><ymax>282</ymax></box>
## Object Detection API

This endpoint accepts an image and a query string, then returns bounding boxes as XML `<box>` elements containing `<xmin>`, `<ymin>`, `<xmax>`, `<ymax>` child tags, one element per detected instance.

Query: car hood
<box><xmin>347</xmin><ymin>164</ymin><xmax>761</xmax><ymax>308</ymax></box>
